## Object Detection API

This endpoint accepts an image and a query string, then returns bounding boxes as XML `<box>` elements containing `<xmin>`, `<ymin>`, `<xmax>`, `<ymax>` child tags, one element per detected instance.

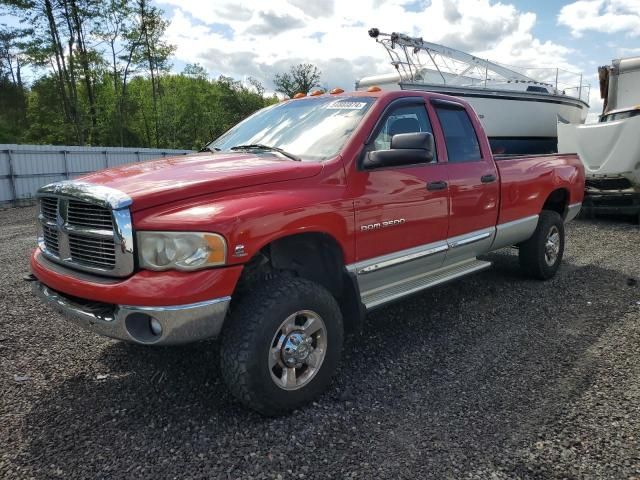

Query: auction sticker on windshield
<box><xmin>326</xmin><ymin>101</ymin><xmax>368</xmax><ymax>110</ymax></box>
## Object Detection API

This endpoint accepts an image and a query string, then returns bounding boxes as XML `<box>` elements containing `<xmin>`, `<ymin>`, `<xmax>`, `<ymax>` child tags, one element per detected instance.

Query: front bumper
<box><xmin>33</xmin><ymin>281</ymin><xmax>231</xmax><ymax>345</ymax></box>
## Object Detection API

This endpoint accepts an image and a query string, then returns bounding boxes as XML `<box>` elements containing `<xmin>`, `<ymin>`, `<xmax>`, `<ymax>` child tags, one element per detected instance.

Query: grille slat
<box><xmin>68</xmin><ymin>236</ymin><xmax>115</xmax><ymax>247</ymax></box>
<box><xmin>69</xmin><ymin>249</ymin><xmax>115</xmax><ymax>260</ymax></box>
<box><xmin>40</xmin><ymin>197</ymin><xmax>58</xmax><ymax>222</ymax></box>
<box><xmin>69</xmin><ymin>250</ymin><xmax>116</xmax><ymax>261</ymax></box>
<box><xmin>42</xmin><ymin>224</ymin><xmax>59</xmax><ymax>256</ymax></box>
<box><xmin>70</xmin><ymin>245</ymin><xmax>115</xmax><ymax>256</ymax></box>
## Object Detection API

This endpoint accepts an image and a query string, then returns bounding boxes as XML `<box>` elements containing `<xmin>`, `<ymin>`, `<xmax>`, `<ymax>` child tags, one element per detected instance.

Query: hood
<box><xmin>79</xmin><ymin>152</ymin><xmax>324</xmax><ymax>211</ymax></box>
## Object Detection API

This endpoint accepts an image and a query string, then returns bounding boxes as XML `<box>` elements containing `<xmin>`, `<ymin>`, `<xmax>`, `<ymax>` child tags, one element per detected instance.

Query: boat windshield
<box><xmin>600</xmin><ymin>108</ymin><xmax>640</xmax><ymax>123</ymax></box>
<box><xmin>209</xmin><ymin>96</ymin><xmax>375</xmax><ymax>161</ymax></box>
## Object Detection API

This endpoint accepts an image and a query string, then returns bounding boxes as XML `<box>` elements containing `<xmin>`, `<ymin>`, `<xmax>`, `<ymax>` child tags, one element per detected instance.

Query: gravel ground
<box><xmin>1</xmin><ymin>206</ymin><xmax>639</xmax><ymax>479</ymax></box>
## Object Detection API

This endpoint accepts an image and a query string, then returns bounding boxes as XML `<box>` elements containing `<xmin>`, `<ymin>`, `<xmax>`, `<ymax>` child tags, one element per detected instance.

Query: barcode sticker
<box><xmin>326</xmin><ymin>101</ymin><xmax>368</xmax><ymax>110</ymax></box>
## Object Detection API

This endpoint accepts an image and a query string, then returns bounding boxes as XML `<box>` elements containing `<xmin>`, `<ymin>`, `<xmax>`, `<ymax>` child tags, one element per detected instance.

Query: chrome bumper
<box><xmin>32</xmin><ymin>281</ymin><xmax>230</xmax><ymax>345</ymax></box>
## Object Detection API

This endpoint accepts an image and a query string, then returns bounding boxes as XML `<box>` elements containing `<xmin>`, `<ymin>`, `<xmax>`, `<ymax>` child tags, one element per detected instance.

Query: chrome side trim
<box><xmin>443</xmin><ymin>226</ymin><xmax>496</xmax><ymax>268</ymax></box>
<box><xmin>491</xmin><ymin>214</ymin><xmax>539</xmax><ymax>250</ymax></box>
<box><xmin>347</xmin><ymin>239</ymin><xmax>448</xmax><ymax>274</ymax></box>
<box><xmin>37</xmin><ymin>181</ymin><xmax>132</xmax><ymax>210</ymax></box>
<box><xmin>565</xmin><ymin>202</ymin><xmax>582</xmax><ymax>223</ymax></box>
<box><xmin>33</xmin><ymin>281</ymin><xmax>231</xmax><ymax>345</ymax></box>
<box><xmin>448</xmin><ymin>231</ymin><xmax>492</xmax><ymax>249</ymax></box>
<box><xmin>357</xmin><ymin>244</ymin><xmax>448</xmax><ymax>274</ymax></box>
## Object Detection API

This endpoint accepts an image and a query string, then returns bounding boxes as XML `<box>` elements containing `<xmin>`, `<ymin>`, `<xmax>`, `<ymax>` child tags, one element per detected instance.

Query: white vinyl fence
<box><xmin>0</xmin><ymin>144</ymin><xmax>193</xmax><ymax>206</ymax></box>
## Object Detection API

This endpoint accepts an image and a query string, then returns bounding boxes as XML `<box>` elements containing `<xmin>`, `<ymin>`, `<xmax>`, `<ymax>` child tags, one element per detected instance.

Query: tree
<box><xmin>0</xmin><ymin>25</ymin><xmax>29</xmax><ymax>142</ymax></box>
<box><xmin>0</xmin><ymin>0</ymin><xmax>274</xmax><ymax>149</ymax></box>
<box><xmin>131</xmin><ymin>0</ymin><xmax>175</xmax><ymax>147</ymax></box>
<box><xmin>93</xmin><ymin>0</ymin><xmax>138</xmax><ymax>146</ymax></box>
<box><xmin>273</xmin><ymin>63</ymin><xmax>322</xmax><ymax>98</ymax></box>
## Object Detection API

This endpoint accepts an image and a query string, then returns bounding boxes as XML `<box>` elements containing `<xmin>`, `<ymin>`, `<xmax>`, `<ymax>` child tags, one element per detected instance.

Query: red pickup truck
<box><xmin>29</xmin><ymin>90</ymin><xmax>584</xmax><ymax>415</ymax></box>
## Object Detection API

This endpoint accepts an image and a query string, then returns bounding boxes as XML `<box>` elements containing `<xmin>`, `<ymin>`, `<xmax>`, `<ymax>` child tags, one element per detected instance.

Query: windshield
<box><xmin>209</xmin><ymin>96</ymin><xmax>375</xmax><ymax>161</ymax></box>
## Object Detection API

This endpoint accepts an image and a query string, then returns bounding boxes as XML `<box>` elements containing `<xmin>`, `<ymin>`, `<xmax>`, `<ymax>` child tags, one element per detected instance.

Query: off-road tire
<box><xmin>220</xmin><ymin>276</ymin><xmax>343</xmax><ymax>416</ymax></box>
<box><xmin>519</xmin><ymin>210</ymin><xmax>565</xmax><ymax>280</ymax></box>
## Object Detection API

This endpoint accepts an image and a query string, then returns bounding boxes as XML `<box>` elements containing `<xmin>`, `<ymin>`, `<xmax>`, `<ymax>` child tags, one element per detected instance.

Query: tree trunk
<box><xmin>69</xmin><ymin>0</ymin><xmax>98</xmax><ymax>143</ymax></box>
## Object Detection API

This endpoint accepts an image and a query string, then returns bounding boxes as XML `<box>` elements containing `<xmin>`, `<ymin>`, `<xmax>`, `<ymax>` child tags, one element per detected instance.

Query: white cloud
<box><xmin>558</xmin><ymin>0</ymin><xmax>640</xmax><ymax>37</ymax></box>
<box><xmin>158</xmin><ymin>0</ymin><xmax>586</xmax><ymax>97</ymax></box>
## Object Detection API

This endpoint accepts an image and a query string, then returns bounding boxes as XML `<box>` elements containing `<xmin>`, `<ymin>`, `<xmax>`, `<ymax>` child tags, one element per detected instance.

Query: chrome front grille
<box><xmin>41</xmin><ymin>197</ymin><xmax>58</xmax><ymax>222</ymax></box>
<box><xmin>42</xmin><ymin>223</ymin><xmax>60</xmax><ymax>256</ymax></box>
<box><xmin>67</xmin><ymin>201</ymin><xmax>114</xmax><ymax>230</ymax></box>
<box><xmin>69</xmin><ymin>232</ymin><xmax>117</xmax><ymax>269</ymax></box>
<box><xmin>36</xmin><ymin>182</ymin><xmax>134</xmax><ymax>278</ymax></box>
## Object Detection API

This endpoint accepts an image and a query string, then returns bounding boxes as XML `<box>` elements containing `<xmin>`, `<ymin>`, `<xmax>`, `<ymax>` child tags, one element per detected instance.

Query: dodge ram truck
<box><xmin>29</xmin><ymin>89</ymin><xmax>584</xmax><ymax>415</ymax></box>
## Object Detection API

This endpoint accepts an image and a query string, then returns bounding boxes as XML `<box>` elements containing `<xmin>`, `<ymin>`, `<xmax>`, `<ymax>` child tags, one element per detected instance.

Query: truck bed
<box><xmin>495</xmin><ymin>153</ymin><xmax>584</xmax><ymax>224</ymax></box>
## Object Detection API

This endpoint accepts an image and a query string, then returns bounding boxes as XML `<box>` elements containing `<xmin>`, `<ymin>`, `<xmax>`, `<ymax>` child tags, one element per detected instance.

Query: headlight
<box><xmin>137</xmin><ymin>232</ymin><xmax>227</xmax><ymax>271</ymax></box>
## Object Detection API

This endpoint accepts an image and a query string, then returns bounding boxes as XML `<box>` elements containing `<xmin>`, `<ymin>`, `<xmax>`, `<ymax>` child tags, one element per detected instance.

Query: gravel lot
<box><xmin>1</xmin><ymin>206</ymin><xmax>639</xmax><ymax>479</ymax></box>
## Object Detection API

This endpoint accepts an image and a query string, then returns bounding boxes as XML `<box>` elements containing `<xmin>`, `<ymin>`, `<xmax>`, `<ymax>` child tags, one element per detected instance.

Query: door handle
<box><xmin>427</xmin><ymin>180</ymin><xmax>448</xmax><ymax>191</ymax></box>
<box><xmin>481</xmin><ymin>174</ymin><xmax>496</xmax><ymax>183</ymax></box>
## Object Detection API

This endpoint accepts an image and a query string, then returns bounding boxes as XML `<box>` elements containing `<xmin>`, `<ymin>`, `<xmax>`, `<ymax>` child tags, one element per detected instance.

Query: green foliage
<box><xmin>0</xmin><ymin>0</ymin><xmax>274</xmax><ymax>149</ymax></box>
<box><xmin>5</xmin><ymin>69</ymin><xmax>273</xmax><ymax>149</ymax></box>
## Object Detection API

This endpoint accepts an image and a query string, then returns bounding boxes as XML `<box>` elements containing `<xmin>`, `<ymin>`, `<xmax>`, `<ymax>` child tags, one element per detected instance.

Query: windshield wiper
<box><xmin>199</xmin><ymin>145</ymin><xmax>221</xmax><ymax>153</ymax></box>
<box><xmin>230</xmin><ymin>144</ymin><xmax>301</xmax><ymax>161</ymax></box>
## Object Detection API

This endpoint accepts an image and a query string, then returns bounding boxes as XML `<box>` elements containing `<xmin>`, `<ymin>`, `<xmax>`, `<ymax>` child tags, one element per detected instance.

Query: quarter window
<box><xmin>435</xmin><ymin>106</ymin><xmax>482</xmax><ymax>163</ymax></box>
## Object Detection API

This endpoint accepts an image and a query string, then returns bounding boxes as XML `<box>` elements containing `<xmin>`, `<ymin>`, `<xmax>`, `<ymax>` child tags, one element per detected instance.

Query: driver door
<box><xmin>349</xmin><ymin>98</ymin><xmax>450</xmax><ymax>302</ymax></box>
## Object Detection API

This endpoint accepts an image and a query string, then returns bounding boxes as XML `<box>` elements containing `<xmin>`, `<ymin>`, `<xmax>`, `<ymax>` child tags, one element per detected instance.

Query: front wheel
<box><xmin>518</xmin><ymin>210</ymin><xmax>565</xmax><ymax>280</ymax></box>
<box><xmin>220</xmin><ymin>276</ymin><xmax>343</xmax><ymax>416</ymax></box>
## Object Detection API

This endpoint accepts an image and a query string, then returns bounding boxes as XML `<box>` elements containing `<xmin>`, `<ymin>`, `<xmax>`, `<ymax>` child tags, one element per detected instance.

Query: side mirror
<box><xmin>363</xmin><ymin>132</ymin><xmax>435</xmax><ymax>169</ymax></box>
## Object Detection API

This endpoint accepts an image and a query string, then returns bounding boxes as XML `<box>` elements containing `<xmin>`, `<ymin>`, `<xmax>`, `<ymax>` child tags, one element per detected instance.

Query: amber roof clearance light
<box><xmin>309</xmin><ymin>89</ymin><xmax>324</xmax><ymax>96</ymax></box>
<box><xmin>330</xmin><ymin>88</ymin><xmax>344</xmax><ymax>94</ymax></box>
<box><xmin>367</xmin><ymin>86</ymin><xmax>382</xmax><ymax>92</ymax></box>
<box><xmin>293</xmin><ymin>92</ymin><xmax>307</xmax><ymax>99</ymax></box>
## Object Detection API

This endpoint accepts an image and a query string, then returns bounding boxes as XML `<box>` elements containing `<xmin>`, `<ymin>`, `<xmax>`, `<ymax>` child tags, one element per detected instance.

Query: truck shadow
<box><xmin>18</xmin><ymin>252</ymin><xmax>639</xmax><ymax>478</ymax></box>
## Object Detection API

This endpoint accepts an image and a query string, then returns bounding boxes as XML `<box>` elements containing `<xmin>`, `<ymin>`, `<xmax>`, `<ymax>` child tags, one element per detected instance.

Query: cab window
<box><xmin>373</xmin><ymin>104</ymin><xmax>434</xmax><ymax>161</ymax></box>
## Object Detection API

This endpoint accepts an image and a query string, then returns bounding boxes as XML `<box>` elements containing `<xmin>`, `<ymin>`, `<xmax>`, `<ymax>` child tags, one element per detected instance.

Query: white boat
<box><xmin>557</xmin><ymin>56</ymin><xmax>640</xmax><ymax>217</ymax></box>
<box><xmin>357</xmin><ymin>29</ymin><xmax>590</xmax><ymax>154</ymax></box>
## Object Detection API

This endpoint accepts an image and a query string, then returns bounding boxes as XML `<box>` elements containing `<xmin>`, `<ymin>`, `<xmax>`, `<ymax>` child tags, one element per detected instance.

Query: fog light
<box><xmin>150</xmin><ymin>317</ymin><xmax>162</xmax><ymax>336</ymax></box>
<box><xmin>124</xmin><ymin>313</ymin><xmax>163</xmax><ymax>344</ymax></box>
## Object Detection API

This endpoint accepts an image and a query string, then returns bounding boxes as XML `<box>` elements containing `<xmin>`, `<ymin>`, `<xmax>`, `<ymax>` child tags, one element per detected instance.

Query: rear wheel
<box><xmin>519</xmin><ymin>210</ymin><xmax>565</xmax><ymax>280</ymax></box>
<box><xmin>220</xmin><ymin>276</ymin><xmax>343</xmax><ymax>416</ymax></box>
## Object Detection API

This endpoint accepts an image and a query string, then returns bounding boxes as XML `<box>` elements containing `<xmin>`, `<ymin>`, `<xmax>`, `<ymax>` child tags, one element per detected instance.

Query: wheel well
<box><xmin>542</xmin><ymin>188</ymin><xmax>569</xmax><ymax>218</ymax></box>
<box><xmin>236</xmin><ymin>233</ymin><xmax>365</xmax><ymax>334</ymax></box>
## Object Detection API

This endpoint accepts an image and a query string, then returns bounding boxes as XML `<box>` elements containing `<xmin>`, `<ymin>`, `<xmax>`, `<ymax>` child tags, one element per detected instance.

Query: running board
<box><xmin>362</xmin><ymin>259</ymin><xmax>492</xmax><ymax>309</ymax></box>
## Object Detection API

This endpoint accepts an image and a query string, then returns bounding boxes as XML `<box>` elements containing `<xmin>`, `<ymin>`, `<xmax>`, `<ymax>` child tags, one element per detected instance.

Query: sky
<box><xmin>2</xmin><ymin>0</ymin><xmax>638</xmax><ymax>117</ymax></box>
<box><xmin>154</xmin><ymin>0</ymin><xmax>640</xmax><ymax>117</ymax></box>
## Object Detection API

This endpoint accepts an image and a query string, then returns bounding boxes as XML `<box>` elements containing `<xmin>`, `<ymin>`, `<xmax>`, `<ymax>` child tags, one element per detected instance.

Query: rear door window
<box><xmin>434</xmin><ymin>106</ymin><xmax>482</xmax><ymax>163</ymax></box>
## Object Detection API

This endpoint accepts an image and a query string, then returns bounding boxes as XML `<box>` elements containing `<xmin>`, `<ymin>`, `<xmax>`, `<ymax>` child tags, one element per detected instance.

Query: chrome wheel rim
<box><xmin>544</xmin><ymin>226</ymin><xmax>561</xmax><ymax>266</ymax></box>
<box><xmin>269</xmin><ymin>310</ymin><xmax>327</xmax><ymax>391</ymax></box>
